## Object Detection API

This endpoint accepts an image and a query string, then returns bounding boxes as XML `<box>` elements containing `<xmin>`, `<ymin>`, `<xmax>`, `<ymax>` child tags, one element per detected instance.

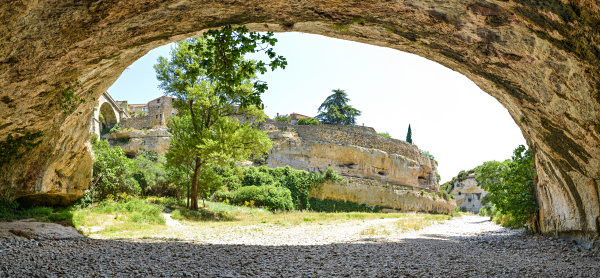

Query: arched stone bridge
<box><xmin>90</xmin><ymin>92</ymin><xmax>130</xmax><ymax>137</ymax></box>
<box><xmin>0</xmin><ymin>1</ymin><xmax>599</xmax><ymax>245</ymax></box>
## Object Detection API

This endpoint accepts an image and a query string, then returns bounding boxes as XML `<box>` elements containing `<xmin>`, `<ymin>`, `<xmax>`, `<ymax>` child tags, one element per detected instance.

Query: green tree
<box><xmin>406</xmin><ymin>124</ymin><xmax>413</xmax><ymax>144</ymax></box>
<box><xmin>315</xmin><ymin>89</ymin><xmax>361</xmax><ymax>125</ymax></box>
<box><xmin>155</xmin><ymin>27</ymin><xmax>285</xmax><ymax>210</ymax></box>
<box><xmin>90</xmin><ymin>136</ymin><xmax>140</xmax><ymax>201</ymax></box>
<box><xmin>477</xmin><ymin>145</ymin><xmax>537</xmax><ymax>227</ymax></box>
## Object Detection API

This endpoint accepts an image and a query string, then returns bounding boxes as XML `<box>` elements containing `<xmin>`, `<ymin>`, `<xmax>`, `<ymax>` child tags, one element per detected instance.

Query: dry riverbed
<box><xmin>1</xmin><ymin>215</ymin><xmax>599</xmax><ymax>277</ymax></box>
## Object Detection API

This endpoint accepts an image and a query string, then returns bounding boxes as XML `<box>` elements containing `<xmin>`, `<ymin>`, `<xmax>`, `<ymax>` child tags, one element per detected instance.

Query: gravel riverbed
<box><xmin>1</xmin><ymin>215</ymin><xmax>599</xmax><ymax>277</ymax></box>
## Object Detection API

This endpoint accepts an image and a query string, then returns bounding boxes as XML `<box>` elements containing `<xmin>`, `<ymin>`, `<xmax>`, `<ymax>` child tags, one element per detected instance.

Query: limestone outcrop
<box><xmin>451</xmin><ymin>174</ymin><xmax>488</xmax><ymax>214</ymax></box>
<box><xmin>263</xmin><ymin>119</ymin><xmax>439</xmax><ymax>191</ymax></box>
<box><xmin>1</xmin><ymin>1</ymin><xmax>600</xmax><ymax>244</ymax></box>
<box><xmin>311</xmin><ymin>180</ymin><xmax>455</xmax><ymax>215</ymax></box>
<box><xmin>102</xmin><ymin>127</ymin><xmax>170</xmax><ymax>156</ymax></box>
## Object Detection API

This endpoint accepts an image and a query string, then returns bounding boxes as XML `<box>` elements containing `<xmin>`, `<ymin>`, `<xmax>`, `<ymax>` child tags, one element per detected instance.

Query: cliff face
<box><xmin>263</xmin><ymin>120</ymin><xmax>439</xmax><ymax>191</ymax></box>
<box><xmin>1</xmin><ymin>0</ymin><xmax>600</xmax><ymax>243</ymax></box>
<box><xmin>451</xmin><ymin>176</ymin><xmax>488</xmax><ymax>214</ymax></box>
<box><xmin>311</xmin><ymin>180</ymin><xmax>455</xmax><ymax>215</ymax></box>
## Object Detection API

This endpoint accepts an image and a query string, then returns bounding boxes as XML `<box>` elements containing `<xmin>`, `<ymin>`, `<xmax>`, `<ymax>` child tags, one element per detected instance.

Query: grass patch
<box><xmin>72</xmin><ymin>199</ymin><xmax>165</xmax><ymax>236</ymax></box>
<box><xmin>0</xmin><ymin>196</ymin><xmax>74</xmax><ymax>225</ymax></box>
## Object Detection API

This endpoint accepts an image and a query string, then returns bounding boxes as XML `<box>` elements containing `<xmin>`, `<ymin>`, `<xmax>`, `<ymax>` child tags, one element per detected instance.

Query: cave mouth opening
<box><xmin>104</xmin><ymin>31</ymin><xmax>526</xmax><ymax>184</ymax></box>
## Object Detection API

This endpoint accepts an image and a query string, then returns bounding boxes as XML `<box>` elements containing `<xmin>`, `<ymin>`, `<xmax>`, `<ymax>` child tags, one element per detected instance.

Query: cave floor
<box><xmin>1</xmin><ymin>215</ymin><xmax>599</xmax><ymax>277</ymax></box>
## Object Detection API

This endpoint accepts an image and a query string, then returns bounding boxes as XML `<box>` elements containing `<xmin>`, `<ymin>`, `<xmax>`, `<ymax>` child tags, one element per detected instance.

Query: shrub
<box><xmin>308</xmin><ymin>199</ymin><xmax>383</xmax><ymax>213</ymax></box>
<box><xmin>225</xmin><ymin>185</ymin><xmax>294</xmax><ymax>211</ymax></box>
<box><xmin>297</xmin><ymin>118</ymin><xmax>319</xmax><ymax>125</ymax></box>
<box><xmin>274</xmin><ymin>114</ymin><xmax>290</xmax><ymax>123</ymax></box>
<box><xmin>377</xmin><ymin>132</ymin><xmax>391</xmax><ymax>138</ymax></box>
<box><xmin>90</xmin><ymin>138</ymin><xmax>140</xmax><ymax>201</ymax></box>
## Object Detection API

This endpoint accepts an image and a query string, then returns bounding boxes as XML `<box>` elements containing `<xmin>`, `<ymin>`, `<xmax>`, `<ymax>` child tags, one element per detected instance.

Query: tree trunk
<box><xmin>190</xmin><ymin>157</ymin><xmax>202</xmax><ymax>210</ymax></box>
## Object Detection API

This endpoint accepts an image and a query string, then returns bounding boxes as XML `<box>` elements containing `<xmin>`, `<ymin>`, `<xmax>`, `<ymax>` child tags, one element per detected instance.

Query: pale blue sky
<box><xmin>107</xmin><ymin>32</ymin><xmax>526</xmax><ymax>183</ymax></box>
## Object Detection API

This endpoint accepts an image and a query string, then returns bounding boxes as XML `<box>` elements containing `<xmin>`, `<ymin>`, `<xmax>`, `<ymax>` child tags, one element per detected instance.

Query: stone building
<box><xmin>450</xmin><ymin>173</ymin><xmax>488</xmax><ymax>213</ymax></box>
<box><xmin>289</xmin><ymin>112</ymin><xmax>313</xmax><ymax>124</ymax></box>
<box><xmin>146</xmin><ymin>95</ymin><xmax>177</xmax><ymax>127</ymax></box>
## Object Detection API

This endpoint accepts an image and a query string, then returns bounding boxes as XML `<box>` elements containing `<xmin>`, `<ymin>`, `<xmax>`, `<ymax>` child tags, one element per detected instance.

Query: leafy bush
<box><xmin>274</xmin><ymin>114</ymin><xmax>290</xmax><ymax>123</ymax></box>
<box><xmin>239</xmin><ymin>166</ymin><xmax>341</xmax><ymax>210</ymax></box>
<box><xmin>90</xmin><ymin>138</ymin><xmax>140</xmax><ymax>202</ymax></box>
<box><xmin>217</xmin><ymin>185</ymin><xmax>294</xmax><ymax>211</ymax></box>
<box><xmin>0</xmin><ymin>195</ymin><xmax>20</xmax><ymax>220</ymax></box>
<box><xmin>377</xmin><ymin>132</ymin><xmax>391</xmax><ymax>138</ymax></box>
<box><xmin>308</xmin><ymin>198</ymin><xmax>383</xmax><ymax>213</ymax></box>
<box><xmin>108</xmin><ymin>123</ymin><xmax>122</xmax><ymax>134</ymax></box>
<box><xmin>297</xmin><ymin>118</ymin><xmax>319</xmax><ymax>125</ymax></box>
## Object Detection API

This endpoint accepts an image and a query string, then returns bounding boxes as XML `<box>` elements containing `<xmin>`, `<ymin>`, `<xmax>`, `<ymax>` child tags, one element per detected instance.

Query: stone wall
<box><xmin>119</xmin><ymin>116</ymin><xmax>151</xmax><ymax>130</ymax></box>
<box><xmin>103</xmin><ymin>127</ymin><xmax>171</xmax><ymax>156</ymax></box>
<box><xmin>264</xmin><ymin>119</ymin><xmax>422</xmax><ymax>160</ymax></box>
<box><xmin>310</xmin><ymin>180</ymin><xmax>455</xmax><ymax>215</ymax></box>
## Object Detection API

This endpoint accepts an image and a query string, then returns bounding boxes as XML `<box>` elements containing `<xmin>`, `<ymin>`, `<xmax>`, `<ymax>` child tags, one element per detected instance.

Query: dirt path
<box><xmin>1</xmin><ymin>215</ymin><xmax>599</xmax><ymax>277</ymax></box>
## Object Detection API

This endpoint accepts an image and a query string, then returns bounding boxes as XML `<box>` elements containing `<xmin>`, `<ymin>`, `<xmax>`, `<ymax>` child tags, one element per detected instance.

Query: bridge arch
<box><xmin>90</xmin><ymin>92</ymin><xmax>129</xmax><ymax>137</ymax></box>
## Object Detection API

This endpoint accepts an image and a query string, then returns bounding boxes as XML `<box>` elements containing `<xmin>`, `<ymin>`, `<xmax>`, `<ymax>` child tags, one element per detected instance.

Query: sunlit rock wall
<box><xmin>262</xmin><ymin>119</ymin><xmax>439</xmax><ymax>191</ymax></box>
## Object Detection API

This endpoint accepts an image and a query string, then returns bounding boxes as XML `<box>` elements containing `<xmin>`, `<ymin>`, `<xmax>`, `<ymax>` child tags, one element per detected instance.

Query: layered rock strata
<box><xmin>263</xmin><ymin>119</ymin><xmax>439</xmax><ymax>191</ymax></box>
<box><xmin>1</xmin><ymin>0</ymin><xmax>600</xmax><ymax>243</ymax></box>
<box><xmin>310</xmin><ymin>179</ymin><xmax>455</xmax><ymax>215</ymax></box>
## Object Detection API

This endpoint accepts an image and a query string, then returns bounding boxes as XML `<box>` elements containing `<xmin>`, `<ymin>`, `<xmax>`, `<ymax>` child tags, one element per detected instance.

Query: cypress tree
<box><xmin>406</xmin><ymin>124</ymin><xmax>413</xmax><ymax>144</ymax></box>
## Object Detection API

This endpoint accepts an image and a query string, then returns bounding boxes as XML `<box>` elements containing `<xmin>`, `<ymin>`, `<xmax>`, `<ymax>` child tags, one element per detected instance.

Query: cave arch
<box><xmin>1</xmin><ymin>1</ymin><xmax>599</xmax><ymax>243</ymax></box>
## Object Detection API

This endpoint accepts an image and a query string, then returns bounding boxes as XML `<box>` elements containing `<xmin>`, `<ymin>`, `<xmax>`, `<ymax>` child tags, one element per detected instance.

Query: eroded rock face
<box><xmin>310</xmin><ymin>180</ymin><xmax>455</xmax><ymax>215</ymax></box>
<box><xmin>263</xmin><ymin>119</ymin><xmax>439</xmax><ymax>190</ymax></box>
<box><xmin>1</xmin><ymin>1</ymin><xmax>599</xmax><ymax>243</ymax></box>
<box><xmin>451</xmin><ymin>175</ymin><xmax>488</xmax><ymax>214</ymax></box>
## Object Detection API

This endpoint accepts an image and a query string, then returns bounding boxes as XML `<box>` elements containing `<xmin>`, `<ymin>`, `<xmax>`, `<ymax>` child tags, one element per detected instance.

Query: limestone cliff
<box><xmin>311</xmin><ymin>179</ymin><xmax>455</xmax><ymax>215</ymax></box>
<box><xmin>451</xmin><ymin>174</ymin><xmax>488</xmax><ymax>214</ymax></box>
<box><xmin>1</xmin><ymin>0</ymin><xmax>600</xmax><ymax>244</ymax></box>
<box><xmin>262</xmin><ymin>119</ymin><xmax>439</xmax><ymax>191</ymax></box>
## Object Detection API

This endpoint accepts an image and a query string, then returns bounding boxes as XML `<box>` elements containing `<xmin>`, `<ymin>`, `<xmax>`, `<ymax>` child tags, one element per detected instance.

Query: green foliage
<box><xmin>377</xmin><ymin>132</ymin><xmax>391</xmax><ymax>138</ymax></box>
<box><xmin>132</xmin><ymin>151</ymin><xmax>168</xmax><ymax>196</ymax></box>
<box><xmin>216</xmin><ymin>185</ymin><xmax>294</xmax><ymax>211</ymax></box>
<box><xmin>274</xmin><ymin>114</ymin><xmax>290</xmax><ymax>123</ymax></box>
<box><xmin>99</xmin><ymin>111</ymin><xmax>105</xmax><ymax>122</ymax></box>
<box><xmin>308</xmin><ymin>199</ymin><xmax>383</xmax><ymax>213</ymax></box>
<box><xmin>155</xmin><ymin>26</ymin><xmax>285</xmax><ymax>210</ymax></box>
<box><xmin>297</xmin><ymin>118</ymin><xmax>319</xmax><ymax>125</ymax></box>
<box><xmin>315</xmin><ymin>89</ymin><xmax>362</xmax><ymax>125</ymax></box>
<box><xmin>0</xmin><ymin>194</ymin><xmax>20</xmax><ymax>220</ymax></box>
<box><xmin>237</xmin><ymin>166</ymin><xmax>341</xmax><ymax>210</ymax></box>
<box><xmin>108</xmin><ymin>123</ymin><xmax>122</xmax><ymax>134</ymax></box>
<box><xmin>421</xmin><ymin>150</ymin><xmax>434</xmax><ymax>159</ymax></box>
<box><xmin>136</xmin><ymin>111</ymin><xmax>147</xmax><ymax>117</ymax></box>
<box><xmin>406</xmin><ymin>124</ymin><xmax>413</xmax><ymax>144</ymax></box>
<box><xmin>476</xmin><ymin>145</ymin><xmax>537</xmax><ymax>228</ymax></box>
<box><xmin>90</xmin><ymin>138</ymin><xmax>140</xmax><ymax>202</ymax></box>
<box><xmin>0</xmin><ymin>131</ymin><xmax>44</xmax><ymax>169</ymax></box>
